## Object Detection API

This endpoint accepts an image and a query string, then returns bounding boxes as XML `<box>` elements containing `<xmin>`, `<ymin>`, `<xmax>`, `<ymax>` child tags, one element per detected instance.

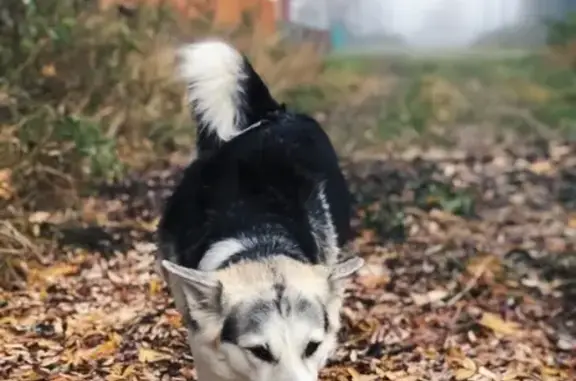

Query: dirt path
<box><xmin>1</xmin><ymin>138</ymin><xmax>576</xmax><ymax>381</ymax></box>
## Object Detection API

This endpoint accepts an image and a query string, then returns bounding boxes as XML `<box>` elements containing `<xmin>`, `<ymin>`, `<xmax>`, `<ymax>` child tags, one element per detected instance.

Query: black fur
<box><xmin>158</xmin><ymin>49</ymin><xmax>351</xmax><ymax>272</ymax></box>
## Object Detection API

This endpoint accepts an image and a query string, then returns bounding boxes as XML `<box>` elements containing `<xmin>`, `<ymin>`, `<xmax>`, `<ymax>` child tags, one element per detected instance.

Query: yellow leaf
<box><xmin>41</xmin><ymin>64</ymin><xmax>57</xmax><ymax>77</ymax></box>
<box><xmin>529</xmin><ymin>160</ymin><xmax>554</xmax><ymax>175</ymax></box>
<box><xmin>502</xmin><ymin>370</ymin><xmax>520</xmax><ymax>381</ymax></box>
<box><xmin>138</xmin><ymin>218</ymin><xmax>159</xmax><ymax>232</ymax></box>
<box><xmin>149</xmin><ymin>278</ymin><xmax>163</xmax><ymax>296</ymax></box>
<box><xmin>16</xmin><ymin>370</ymin><xmax>43</xmax><ymax>381</ymax></box>
<box><xmin>76</xmin><ymin>337</ymin><xmax>119</xmax><ymax>361</ymax></box>
<box><xmin>30</xmin><ymin>263</ymin><xmax>79</xmax><ymax>284</ymax></box>
<box><xmin>478</xmin><ymin>366</ymin><xmax>500</xmax><ymax>381</ymax></box>
<box><xmin>454</xmin><ymin>368</ymin><xmax>476</xmax><ymax>380</ymax></box>
<box><xmin>107</xmin><ymin>364</ymin><xmax>138</xmax><ymax>381</ymax></box>
<box><xmin>164</xmin><ymin>310</ymin><xmax>182</xmax><ymax>329</ymax></box>
<box><xmin>384</xmin><ymin>371</ymin><xmax>416</xmax><ymax>381</ymax></box>
<box><xmin>347</xmin><ymin>368</ymin><xmax>361</xmax><ymax>381</ymax></box>
<box><xmin>0</xmin><ymin>316</ymin><xmax>18</xmax><ymax>326</ymax></box>
<box><xmin>138</xmin><ymin>347</ymin><xmax>171</xmax><ymax>363</ymax></box>
<box><xmin>346</xmin><ymin>368</ymin><xmax>377</xmax><ymax>381</ymax></box>
<box><xmin>461</xmin><ymin>357</ymin><xmax>477</xmax><ymax>371</ymax></box>
<box><xmin>568</xmin><ymin>215</ymin><xmax>576</xmax><ymax>229</ymax></box>
<box><xmin>450</xmin><ymin>356</ymin><xmax>478</xmax><ymax>380</ymax></box>
<box><xmin>357</xmin><ymin>274</ymin><xmax>389</xmax><ymax>289</ymax></box>
<box><xmin>466</xmin><ymin>253</ymin><xmax>502</xmax><ymax>278</ymax></box>
<box><xmin>479</xmin><ymin>312</ymin><xmax>520</xmax><ymax>336</ymax></box>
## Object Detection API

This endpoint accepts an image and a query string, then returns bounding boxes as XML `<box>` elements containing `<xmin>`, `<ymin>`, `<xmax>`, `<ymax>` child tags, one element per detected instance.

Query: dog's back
<box><xmin>158</xmin><ymin>41</ymin><xmax>352</xmax><ymax>272</ymax></box>
<box><xmin>156</xmin><ymin>41</ymin><xmax>363</xmax><ymax>381</ymax></box>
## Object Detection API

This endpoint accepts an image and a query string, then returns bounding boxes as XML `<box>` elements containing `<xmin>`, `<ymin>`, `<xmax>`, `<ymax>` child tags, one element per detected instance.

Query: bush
<box><xmin>0</xmin><ymin>0</ymin><xmax>370</xmax><ymax>285</ymax></box>
<box><xmin>1</xmin><ymin>1</ymin><xmax>189</xmax><ymax>209</ymax></box>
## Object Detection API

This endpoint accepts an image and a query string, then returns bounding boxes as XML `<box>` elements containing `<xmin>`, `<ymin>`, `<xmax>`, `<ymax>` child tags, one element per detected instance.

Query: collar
<box><xmin>231</xmin><ymin>104</ymin><xmax>287</xmax><ymax>140</ymax></box>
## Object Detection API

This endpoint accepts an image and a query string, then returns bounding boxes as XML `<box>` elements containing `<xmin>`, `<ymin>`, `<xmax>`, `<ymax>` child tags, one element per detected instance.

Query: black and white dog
<box><xmin>157</xmin><ymin>40</ymin><xmax>364</xmax><ymax>381</ymax></box>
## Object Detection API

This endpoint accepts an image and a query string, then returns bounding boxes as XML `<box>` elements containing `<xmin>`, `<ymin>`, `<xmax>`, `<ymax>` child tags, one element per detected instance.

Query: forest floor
<box><xmin>2</xmin><ymin>135</ymin><xmax>576</xmax><ymax>381</ymax></box>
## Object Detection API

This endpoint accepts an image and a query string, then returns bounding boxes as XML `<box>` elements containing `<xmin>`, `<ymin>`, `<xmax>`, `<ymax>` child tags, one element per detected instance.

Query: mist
<box><xmin>289</xmin><ymin>0</ymin><xmax>570</xmax><ymax>51</ymax></box>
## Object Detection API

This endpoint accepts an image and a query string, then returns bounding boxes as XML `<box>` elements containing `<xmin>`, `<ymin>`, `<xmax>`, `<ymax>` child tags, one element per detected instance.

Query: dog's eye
<box><xmin>303</xmin><ymin>341</ymin><xmax>321</xmax><ymax>358</ymax></box>
<box><xmin>246</xmin><ymin>345</ymin><xmax>275</xmax><ymax>363</ymax></box>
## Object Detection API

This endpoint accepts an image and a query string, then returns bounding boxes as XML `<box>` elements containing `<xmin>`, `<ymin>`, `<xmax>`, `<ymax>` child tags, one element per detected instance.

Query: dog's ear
<box><xmin>162</xmin><ymin>260</ymin><xmax>222</xmax><ymax>312</ymax></box>
<box><xmin>328</xmin><ymin>256</ymin><xmax>364</xmax><ymax>291</ymax></box>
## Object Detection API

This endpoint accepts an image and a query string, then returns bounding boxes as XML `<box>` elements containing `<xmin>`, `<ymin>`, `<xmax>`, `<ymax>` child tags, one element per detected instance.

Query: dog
<box><xmin>156</xmin><ymin>40</ymin><xmax>364</xmax><ymax>381</ymax></box>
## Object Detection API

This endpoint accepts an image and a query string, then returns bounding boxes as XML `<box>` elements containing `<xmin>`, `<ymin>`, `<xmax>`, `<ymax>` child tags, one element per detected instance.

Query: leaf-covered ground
<box><xmin>1</xmin><ymin>137</ymin><xmax>576</xmax><ymax>381</ymax></box>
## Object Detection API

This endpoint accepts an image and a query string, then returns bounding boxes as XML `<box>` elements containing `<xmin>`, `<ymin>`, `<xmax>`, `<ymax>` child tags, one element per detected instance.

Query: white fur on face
<box><xmin>173</xmin><ymin>257</ymin><xmax>346</xmax><ymax>381</ymax></box>
<box><xmin>162</xmin><ymin>255</ymin><xmax>363</xmax><ymax>381</ymax></box>
<box><xmin>193</xmin><ymin>305</ymin><xmax>337</xmax><ymax>381</ymax></box>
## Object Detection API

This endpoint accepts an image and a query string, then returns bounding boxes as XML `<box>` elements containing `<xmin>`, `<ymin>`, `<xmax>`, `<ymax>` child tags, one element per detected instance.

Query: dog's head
<box><xmin>162</xmin><ymin>255</ymin><xmax>363</xmax><ymax>381</ymax></box>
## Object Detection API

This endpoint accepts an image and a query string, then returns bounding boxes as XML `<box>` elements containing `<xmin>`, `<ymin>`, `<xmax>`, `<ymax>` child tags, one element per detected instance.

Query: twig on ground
<box><xmin>446</xmin><ymin>256</ymin><xmax>492</xmax><ymax>306</ymax></box>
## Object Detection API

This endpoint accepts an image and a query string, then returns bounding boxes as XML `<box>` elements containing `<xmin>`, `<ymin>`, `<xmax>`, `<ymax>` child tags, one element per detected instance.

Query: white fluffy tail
<box><xmin>177</xmin><ymin>40</ymin><xmax>280</xmax><ymax>147</ymax></box>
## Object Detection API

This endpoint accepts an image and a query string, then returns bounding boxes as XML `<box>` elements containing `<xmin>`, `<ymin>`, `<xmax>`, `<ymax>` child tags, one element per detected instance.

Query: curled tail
<box><xmin>177</xmin><ymin>40</ymin><xmax>281</xmax><ymax>152</ymax></box>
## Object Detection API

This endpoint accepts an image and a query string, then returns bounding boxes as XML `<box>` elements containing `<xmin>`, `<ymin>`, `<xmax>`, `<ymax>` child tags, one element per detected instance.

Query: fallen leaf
<box><xmin>466</xmin><ymin>253</ymin><xmax>502</xmax><ymax>279</ymax></box>
<box><xmin>356</xmin><ymin>274</ymin><xmax>389</xmax><ymax>288</ymax></box>
<box><xmin>138</xmin><ymin>347</ymin><xmax>171</xmax><ymax>363</ymax></box>
<box><xmin>149</xmin><ymin>278</ymin><xmax>163</xmax><ymax>296</ymax></box>
<box><xmin>502</xmin><ymin>370</ymin><xmax>520</xmax><ymax>381</ymax></box>
<box><xmin>30</xmin><ymin>263</ymin><xmax>80</xmax><ymax>284</ymax></box>
<box><xmin>164</xmin><ymin>310</ymin><xmax>183</xmax><ymax>329</ymax></box>
<box><xmin>41</xmin><ymin>64</ymin><xmax>57</xmax><ymax>77</ymax></box>
<box><xmin>346</xmin><ymin>368</ymin><xmax>377</xmax><ymax>381</ymax></box>
<box><xmin>478</xmin><ymin>366</ymin><xmax>500</xmax><ymax>380</ymax></box>
<box><xmin>529</xmin><ymin>160</ymin><xmax>554</xmax><ymax>175</ymax></box>
<box><xmin>479</xmin><ymin>312</ymin><xmax>520</xmax><ymax>336</ymax></box>
<box><xmin>410</xmin><ymin>289</ymin><xmax>448</xmax><ymax>306</ymax></box>
<box><xmin>137</xmin><ymin>218</ymin><xmax>159</xmax><ymax>232</ymax></box>
<box><xmin>0</xmin><ymin>168</ymin><xmax>14</xmax><ymax>200</ymax></box>
<box><xmin>28</xmin><ymin>211</ymin><xmax>51</xmax><ymax>224</ymax></box>
<box><xmin>384</xmin><ymin>371</ymin><xmax>417</xmax><ymax>381</ymax></box>
<box><xmin>75</xmin><ymin>334</ymin><xmax>121</xmax><ymax>362</ymax></box>
<box><xmin>454</xmin><ymin>368</ymin><xmax>476</xmax><ymax>380</ymax></box>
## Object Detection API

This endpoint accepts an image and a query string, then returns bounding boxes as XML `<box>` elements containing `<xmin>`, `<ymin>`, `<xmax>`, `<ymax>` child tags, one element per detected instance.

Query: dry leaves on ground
<box><xmin>1</xmin><ymin>137</ymin><xmax>576</xmax><ymax>380</ymax></box>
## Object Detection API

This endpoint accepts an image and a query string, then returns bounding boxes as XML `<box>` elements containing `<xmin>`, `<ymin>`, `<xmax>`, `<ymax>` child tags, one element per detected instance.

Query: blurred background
<box><xmin>1</xmin><ymin>1</ymin><xmax>576</xmax><ymax>379</ymax></box>
<box><xmin>3</xmin><ymin>0</ymin><xmax>576</xmax><ymax>282</ymax></box>
<box><xmin>2</xmin><ymin>0</ymin><xmax>576</xmax><ymax>285</ymax></box>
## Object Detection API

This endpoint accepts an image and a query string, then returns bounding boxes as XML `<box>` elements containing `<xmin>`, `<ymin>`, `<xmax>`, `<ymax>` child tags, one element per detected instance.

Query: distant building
<box><xmin>99</xmin><ymin>0</ymin><xmax>281</xmax><ymax>36</ymax></box>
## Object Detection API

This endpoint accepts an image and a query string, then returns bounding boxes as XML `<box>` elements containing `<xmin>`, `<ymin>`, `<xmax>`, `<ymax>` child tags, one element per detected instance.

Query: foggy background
<box><xmin>286</xmin><ymin>0</ymin><xmax>576</xmax><ymax>52</ymax></box>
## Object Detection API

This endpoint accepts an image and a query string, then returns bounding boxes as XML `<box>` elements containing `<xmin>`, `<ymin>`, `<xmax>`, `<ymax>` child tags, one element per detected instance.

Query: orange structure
<box><xmin>99</xmin><ymin>0</ymin><xmax>280</xmax><ymax>36</ymax></box>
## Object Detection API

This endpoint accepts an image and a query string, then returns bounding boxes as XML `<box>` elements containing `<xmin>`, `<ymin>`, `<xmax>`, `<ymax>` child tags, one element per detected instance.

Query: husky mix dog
<box><xmin>156</xmin><ymin>40</ymin><xmax>365</xmax><ymax>381</ymax></box>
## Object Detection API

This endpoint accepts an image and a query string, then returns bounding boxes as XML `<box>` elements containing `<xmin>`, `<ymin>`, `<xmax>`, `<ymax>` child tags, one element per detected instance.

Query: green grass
<box><xmin>323</xmin><ymin>48</ymin><xmax>576</xmax><ymax>144</ymax></box>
